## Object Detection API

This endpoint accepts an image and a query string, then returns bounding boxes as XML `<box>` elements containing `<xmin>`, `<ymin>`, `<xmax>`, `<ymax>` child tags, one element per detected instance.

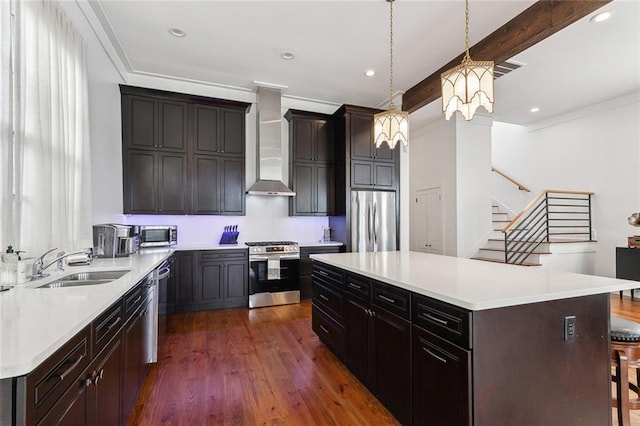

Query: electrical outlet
<box><xmin>564</xmin><ymin>315</ymin><xmax>576</xmax><ymax>341</ymax></box>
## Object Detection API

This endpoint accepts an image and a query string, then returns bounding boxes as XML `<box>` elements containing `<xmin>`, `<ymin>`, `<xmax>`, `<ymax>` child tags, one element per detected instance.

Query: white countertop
<box><xmin>310</xmin><ymin>251</ymin><xmax>638</xmax><ymax>311</ymax></box>
<box><xmin>0</xmin><ymin>249</ymin><xmax>173</xmax><ymax>379</ymax></box>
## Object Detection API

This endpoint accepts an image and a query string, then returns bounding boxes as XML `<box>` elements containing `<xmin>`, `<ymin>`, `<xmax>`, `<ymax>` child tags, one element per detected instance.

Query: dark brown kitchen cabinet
<box><xmin>291</xmin><ymin>163</ymin><xmax>334</xmax><ymax>215</ymax></box>
<box><xmin>173</xmin><ymin>249</ymin><xmax>248</xmax><ymax>313</ymax></box>
<box><xmin>351</xmin><ymin>160</ymin><xmax>395</xmax><ymax>189</ymax></box>
<box><xmin>349</xmin><ymin>112</ymin><xmax>394</xmax><ymax>162</ymax></box>
<box><xmin>121</xmin><ymin>301</ymin><xmax>147</xmax><ymax>420</ymax></box>
<box><xmin>285</xmin><ymin>110</ymin><xmax>335</xmax><ymax>216</ymax></box>
<box><xmin>124</xmin><ymin>149</ymin><xmax>188</xmax><ymax>214</ymax></box>
<box><xmin>413</xmin><ymin>325</ymin><xmax>471</xmax><ymax>426</ymax></box>
<box><xmin>344</xmin><ymin>275</ymin><xmax>411</xmax><ymax>425</ymax></box>
<box><xmin>86</xmin><ymin>335</ymin><xmax>123</xmax><ymax>426</ymax></box>
<box><xmin>174</xmin><ymin>251</ymin><xmax>197</xmax><ymax>309</ymax></box>
<box><xmin>120</xmin><ymin>85</ymin><xmax>250</xmax><ymax>215</ymax></box>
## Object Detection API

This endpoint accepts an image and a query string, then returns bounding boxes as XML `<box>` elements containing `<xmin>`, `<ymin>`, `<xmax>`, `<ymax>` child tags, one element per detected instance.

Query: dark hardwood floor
<box><xmin>129</xmin><ymin>295</ymin><xmax>640</xmax><ymax>425</ymax></box>
<box><xmin>128</xmin><ymin>301</ymin><xmax>398</xmax><ymax>425</ymax></box>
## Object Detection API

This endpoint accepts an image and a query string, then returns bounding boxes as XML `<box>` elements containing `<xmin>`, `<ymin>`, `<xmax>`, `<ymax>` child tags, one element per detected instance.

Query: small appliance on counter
<box><xmin>133</xmin><ymin>225</ymin><xmax>177</xmax><ymax>248</ymax></box>
<box><xmin>219</xmin><ymin>225</ymin><xmax>239</xmax><ymax>244</ymax></box>
<box><xmin>93</xmin><ymin>224</ymin><xmax>137</xmax><ymax>258</ymax></box>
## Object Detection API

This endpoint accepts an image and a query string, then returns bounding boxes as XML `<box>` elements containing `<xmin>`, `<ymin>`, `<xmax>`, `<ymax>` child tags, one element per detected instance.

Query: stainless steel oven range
<box><xmin>246</xmin><ymin>241</ymin><xmax>300</xmax><ymax>308</ymax></box>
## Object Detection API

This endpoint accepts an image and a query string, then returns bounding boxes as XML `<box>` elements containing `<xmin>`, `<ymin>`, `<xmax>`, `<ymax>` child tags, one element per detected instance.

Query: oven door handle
<box><xmin>250</xmin><ymin>255</ymin><xmax>300</xmax><ymax>261</ymax></box>
<box><xmin>157</xmin><ymin>267</ymin><xmax>171</xmax><ymax>280</ymax></box>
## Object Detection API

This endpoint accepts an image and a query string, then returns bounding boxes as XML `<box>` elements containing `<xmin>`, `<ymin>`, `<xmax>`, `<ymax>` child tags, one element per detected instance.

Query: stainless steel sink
<box><xmin>34</xmin><ymin>270</ymin><xmax>130</xmax><ymax>289</ymax></box>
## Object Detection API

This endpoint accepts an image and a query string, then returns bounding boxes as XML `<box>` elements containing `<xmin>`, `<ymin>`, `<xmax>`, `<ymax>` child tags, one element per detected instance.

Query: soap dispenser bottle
<box><xmin>1</xmin><ymin>246</ymin><xmax>19</xmax><ymax>285</ymax></box>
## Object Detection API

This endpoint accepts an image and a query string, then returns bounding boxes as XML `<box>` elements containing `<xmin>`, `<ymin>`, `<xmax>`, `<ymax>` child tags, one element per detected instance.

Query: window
<box><xmin>0</xmin><ymin>0</ymin><xmax>92</xmax><ymax>258</ymax></box>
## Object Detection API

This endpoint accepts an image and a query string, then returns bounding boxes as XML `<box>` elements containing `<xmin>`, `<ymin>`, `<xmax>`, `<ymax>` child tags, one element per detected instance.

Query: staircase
<box><xmin>472</xmin><ymin>204</ymin><xmax>547</xmax><ymax>266</ymax></box>
<box><xmin>472</xmin><ymin>201</ymin><xmax>597</xmax><ymax>273</ymax></box>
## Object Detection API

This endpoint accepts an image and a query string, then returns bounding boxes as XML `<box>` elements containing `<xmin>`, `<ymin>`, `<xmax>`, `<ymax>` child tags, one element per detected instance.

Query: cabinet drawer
<box><xmin>412</xmin><ymin>294</ymin><xmax>472</xmax><ymax>349</ymax></box>
<box><xmin>312</xmin><ymin>305</ymin><xmax>346</xmax><ymax>361</ymax></box>
<box><xmin>312</xmin><ymin>281</ymin><xmax>344</xmax><ymax>320</ymax></box>
<box><xmin>345</xmin><ymin>273</ymin><xmax>371</xmax><ymax>301</ymax></box>
<box><xmin>312</xmin><ymin>262</ymin><xmax>343</xmax><ymax>290</ymax></box>
<box><xmin>123</xmin><ymin>281</ymin><xmax>145</xmax><ymax>322</ymax></box>
<box><xmin>92</xmin><ymin>300</ymin><xmax>123</xmax><ymax>356</ymax></box>
<box><xmin>372</xmin><ymin>281</ymin><xmax>410</xmax><ymax>320</ymax></box>
<box><xmin>199</xmin><ymin>249</ymin><xmax>247</xmax><ymax>262</ymax></box>
<box><xmin>24</xmin><ymin>326</ymin><xmax>90</xmax><ymax>425</ymax></box>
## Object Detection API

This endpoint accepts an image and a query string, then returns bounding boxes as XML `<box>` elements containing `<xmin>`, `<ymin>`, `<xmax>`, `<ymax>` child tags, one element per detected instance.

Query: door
<box><xmin>372</xmin><ymin>191</ymin><xmax>396</xmax><ymax>252</ymax></box>
<box><xmin>416</xmin><ymin>187</ymin><xmax>444</xmax><ymax>254</ymax></box>
<box><xmin>351</xmin><ymin>191</ymin><xmax>374</xmax><ymax>252</ymax></box>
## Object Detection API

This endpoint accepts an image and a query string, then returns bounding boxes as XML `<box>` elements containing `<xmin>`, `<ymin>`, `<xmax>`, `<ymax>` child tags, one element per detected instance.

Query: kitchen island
<box><xmin>310</xmin><ymin>250</ymin><xmax>637</xmax><ymax>426</ymax></box>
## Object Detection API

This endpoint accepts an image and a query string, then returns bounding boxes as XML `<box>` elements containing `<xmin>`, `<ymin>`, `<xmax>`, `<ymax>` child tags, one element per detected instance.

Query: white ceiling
<box><xmin>89</xmin><ymin>0</ymin><xmax>640</xmax><ymax>127</ymax></box>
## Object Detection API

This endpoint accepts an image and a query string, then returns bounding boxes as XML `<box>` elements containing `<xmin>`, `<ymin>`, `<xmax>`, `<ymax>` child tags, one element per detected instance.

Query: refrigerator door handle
<box><xmin>366</xmin><ymin>204</ymin><xmax>371</xmax><ymax>244</ymax></box>
<box><xmin>373</xmin><ymin>202</ymin><xmax>378</xmax><ymax>246</ymax></box>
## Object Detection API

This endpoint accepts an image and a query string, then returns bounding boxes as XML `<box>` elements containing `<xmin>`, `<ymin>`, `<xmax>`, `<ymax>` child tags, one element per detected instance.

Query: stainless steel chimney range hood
<box><xmin>246</xmin><ymin>85</ymin><xmax>295</xmax><ymax>196</ymax></box>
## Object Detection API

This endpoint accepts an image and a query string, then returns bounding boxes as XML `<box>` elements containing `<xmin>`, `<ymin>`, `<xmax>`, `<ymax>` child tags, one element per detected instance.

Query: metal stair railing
<box><xmin>502</xmin><ymin>190</ymin><xmax>594</xmax><ymax>265</ymax></box>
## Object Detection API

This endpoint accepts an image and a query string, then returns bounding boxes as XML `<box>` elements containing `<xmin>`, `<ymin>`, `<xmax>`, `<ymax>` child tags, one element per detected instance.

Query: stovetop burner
<box><xmin>245</xmin><ymin>241</ymin><xmax>298</xmax><ymax>247</ymax></box>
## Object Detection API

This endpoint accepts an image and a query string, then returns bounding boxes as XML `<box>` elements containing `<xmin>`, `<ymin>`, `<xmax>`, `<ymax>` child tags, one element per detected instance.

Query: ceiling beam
<box><xmin>402</xmin><ymin>0</ymin><xmax>612</xmax><ymax>114</ymax></box>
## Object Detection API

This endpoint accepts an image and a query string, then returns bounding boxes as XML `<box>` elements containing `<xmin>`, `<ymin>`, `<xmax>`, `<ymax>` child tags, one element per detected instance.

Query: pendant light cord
<box><xmin>388</xmin><ymin>0</ymin><xmax>395</xmax><ymax>110</ymax></box>
<box><xmin>463</xmin><ymin>0</ymin><xmax>471</xmax><ymax>64</ymax></box>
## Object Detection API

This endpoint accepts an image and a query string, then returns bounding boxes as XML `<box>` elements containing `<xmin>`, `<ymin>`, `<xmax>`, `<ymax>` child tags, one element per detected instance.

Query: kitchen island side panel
<box><xmin>472</xmin><ymin>293</ymin><xmax>610</xmax><ymax>426</ymax></box>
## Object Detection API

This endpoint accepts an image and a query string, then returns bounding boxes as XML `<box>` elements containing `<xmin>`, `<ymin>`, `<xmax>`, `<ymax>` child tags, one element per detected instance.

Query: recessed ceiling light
<box><xmin>365</xmin><ymin>70</ymin><xmax>376</xmax><ymax>77</ymax></box>
<box><xmin>281</xmin><ymin>51</ymin><xmax>295</xmax><ymax>60</ymax></box>
<box><xmin>530</xmin><ymin>107</ymin><xmax>540</xmax><ymax>113</ymax></box>
<box><xmin>590</xmin><ymin>11</ymin><xmax>612</xmax><ymax>23</ymax></box>
<box><xmin>169</xmin><ymin>28</ymin><xmax>186</xmax><ymax>38</ymax></box>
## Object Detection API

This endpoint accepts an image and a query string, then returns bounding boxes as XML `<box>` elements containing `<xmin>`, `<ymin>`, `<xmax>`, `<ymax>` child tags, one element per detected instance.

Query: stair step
<box><xmin>471</xmin><ymin>256</ymin><xmax>541</xmax><ymax>267</ymax></box>
<box><xmin>478</xmin><ymin>247</ymin><xmax>551</xmax><ymax>255</ymax></box>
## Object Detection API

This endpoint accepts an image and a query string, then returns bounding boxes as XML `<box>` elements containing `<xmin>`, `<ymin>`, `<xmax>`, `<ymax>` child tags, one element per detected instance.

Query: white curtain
<box><xmin>11</xmin><ymin>0</ymin><xmax>92</xmax><ymax>256</ymax></box>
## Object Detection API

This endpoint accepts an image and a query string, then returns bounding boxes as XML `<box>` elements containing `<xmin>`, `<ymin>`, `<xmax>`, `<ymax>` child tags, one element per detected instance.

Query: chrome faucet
<box><xmin>31</xmin><ymin>248</ymin><xmax>93</xmax><ymax>280</ymax></box>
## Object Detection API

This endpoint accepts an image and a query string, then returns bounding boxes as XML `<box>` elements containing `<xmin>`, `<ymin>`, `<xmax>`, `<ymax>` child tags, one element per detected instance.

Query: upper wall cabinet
<box><xmin>285</xmin><ymin>109</ymin><xmax>335</xmax><ymax>216</ymax></box>
<box><xmin>120</xmin><ymin>85</ymin><xmax>250</xmax><ymax>215</ymax></box>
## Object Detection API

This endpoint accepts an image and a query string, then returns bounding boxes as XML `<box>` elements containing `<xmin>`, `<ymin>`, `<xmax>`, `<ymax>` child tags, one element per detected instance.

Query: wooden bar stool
<box><xmin>611</xmin><ymin>316</ymin><xmax>640</xmax><ymax>426</ymax></box>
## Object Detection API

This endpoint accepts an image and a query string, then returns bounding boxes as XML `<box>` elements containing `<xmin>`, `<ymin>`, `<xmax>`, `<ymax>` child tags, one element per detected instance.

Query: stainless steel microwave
<box><xmin>134</xmin><ymin>225</ymin><xmax>177</xmax><ymax>247</ymax></box>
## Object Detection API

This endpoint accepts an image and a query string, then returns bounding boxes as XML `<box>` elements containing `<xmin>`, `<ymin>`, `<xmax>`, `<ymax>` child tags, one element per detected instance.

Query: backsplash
<box><xmin>106</xmin><ymin>196</ymin><xmax>330</xmax><ymax>245</ymax></box>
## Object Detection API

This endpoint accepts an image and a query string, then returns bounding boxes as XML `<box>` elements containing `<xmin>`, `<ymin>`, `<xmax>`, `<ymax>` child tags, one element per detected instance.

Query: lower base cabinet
<box><xmin>14</xmin><ymin>276</ymin><xmax>151</xmax><ymax>426</ymax></box>
<box><xmin>173</xmin><ymin>249</ymin><xmax>248</xmax><ymax>313</ymax></box>
<box><xmin>300</xmin><ymin>245</ymin><xmax>344</xmax><ymax>300</ymax></box>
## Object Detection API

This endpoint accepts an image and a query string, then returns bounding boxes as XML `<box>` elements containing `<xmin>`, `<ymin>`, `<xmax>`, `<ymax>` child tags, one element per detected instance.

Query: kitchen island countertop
<box><xmin>310</xmin><ymin>250</ymin><xmax>637</xmax><ymax>311</ymax></box>
<box><xmin>0</xmin><ymin>249</ymin><xmax>173</xmax><ymax>379</ymax></box>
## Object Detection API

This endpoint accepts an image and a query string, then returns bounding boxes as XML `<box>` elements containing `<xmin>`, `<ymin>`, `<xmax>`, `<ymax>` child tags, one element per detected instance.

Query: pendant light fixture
<box><xmin>441</xmin><ymin>0</ymin><xmax>494</xmax><ymax>121</ymax></box>
<box><xmin>373</xmin><ymin>0</ymin><xmax>409</xmax><ymax>149</ymax></box>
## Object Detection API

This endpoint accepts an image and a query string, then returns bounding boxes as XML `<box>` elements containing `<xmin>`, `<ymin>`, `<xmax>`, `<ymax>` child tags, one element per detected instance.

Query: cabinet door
<box><xmin>220</xmin><ymin>108</ymin><xmax>245</xmax><ymax>156</ymax></box>
<box><xmin>159</xmin><ymin>152</ymin><xmax>188</xmax><ymax>214</ymax></box>
<box><xmin>122</xmin><ymin>310</ymin><xmax>144</xmax><ymax>419</ymax></box>
<box><xmin>292</xmin><ymin>163</ymin><xmax>314</xmax><ymax>215</ymax></box>
<box><xmin>350</xmin><ymin>113</ymin><xmax>373</xmax><ymax>160</ymax></box>
<box><xmin>373</xmin><ymin>140</ymin><xmax>395</xmax><ymax>162</ymax></box>
<box><xmin>221</xmin><ymin>157</ymin><xmax>245</xmax><ymax>215</ymax></box>
<box><xmin>200</xmin><ymin>262</ymin><xmax>224</xmax><ymax>303</ymax></box>
<box><xmin>193</xmin><ymin>104</ymin><xmax>220</xmax><ymax>154</ymax></box>
<box><xmin>292</xmin><ymin>117</ymin><xmax>314</xmax><ymax>161</ymax></box>
<box><xmin>224</xmin><ymin>261</ymin><xmax>248</xmax><ymax>306</ymax></box>
<box><xmin>87</xmin><ymin>336</ymin><xmax>123</xmax><ymax>426</ymax></box>
<box><xmin>122</xmin><ymin>95</ymin><xmax>157</xmax><ymax>150</ymax></box>
<box><xmin>192</xmin><ymin>155</ymin><xmax>220</xmax><ymax>214</ymax></box>
<box><xmin>315</xmin><ymin>119</ymin><xmax>333</xmax><ymax>163</ymax></box>
<box><xmin>159</xmin><ymin>100</ymin><xmax>188</xmax><ymax>151</ymax></box>
<box><xmin>351</xmin><ymin>160</ymin><xmax>374</xmax><ymax>188</ymax></box>
<box><xmin>37</xmin><ymin>379</ymin><xmax>87</xmax><ymax>426</ymax></box>
<box><xmin>345</xmin><ymin>297</ymin><xmax>372</xmax><ymax>388</ymax></box>
<box><xmin>315</xmin><ymin>164</ymin><xmax>334</xmax><ymax>215</ymax></box>
<box><xmin>174</xmin><ymin>252</ymin><xmax>197</xmax><ymax>309</ymax></box>
<box><xmin>373</xmin><ymin>162</ymin><xmax>395</xmax><ymax>189</ymax></box>
<box><xmin>373</xmin><ymin>311</ymin><xmax>411</xmax><ymax>425</ymax></box>
<box><xmin>125</xmin><ymin>150</ymin><xmax>157</xmax><ymax>213</ymax></box>
<box><xmin>412</xmin><ymin>325</ymin><xmax>471</xmax><ymax>426</ymax></box>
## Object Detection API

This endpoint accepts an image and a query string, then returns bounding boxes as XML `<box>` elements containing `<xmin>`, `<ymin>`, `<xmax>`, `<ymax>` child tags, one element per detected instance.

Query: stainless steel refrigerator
<box><xmin>350</xmin><ymin>190</ymin><xmax>397</xmax><ymax>252</ymax></box>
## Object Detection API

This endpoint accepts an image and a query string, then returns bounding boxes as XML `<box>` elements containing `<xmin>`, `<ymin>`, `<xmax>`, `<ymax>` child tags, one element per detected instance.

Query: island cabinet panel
<box><xmin>412</xmin><ymin>325</ymin><xmax>471</xmax><ymax>426</ymax></box>
<box><xmin>86</xmin><ymin>335</ymin><xmax>123</xmax><ymax>426</ymax></box>
<box><xmin>471</xmin><ymin>293</ymin><xmax>610</xmax><ymax>426</ymax></box>
<box><xmin>338</xmin><ymin>270</ymin><xmax>412</xmax><ymax>425</ymax></box>
<box><xmin>120</xmin><ymin>85</ymin><xmax>250</xmax><ymax>215</ymax></box>
<box><xmin>300</xmin><ymin>245</ymin><xmax>344</xmax><ymax>300</ymax></box>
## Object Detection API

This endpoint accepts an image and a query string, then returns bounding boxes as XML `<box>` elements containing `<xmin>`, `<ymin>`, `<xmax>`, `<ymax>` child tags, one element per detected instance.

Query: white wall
<box><xmin>61</xmin><ymin>1</ymin><xmax>345</xmax><ymax>245</ymax></box>
<box><xmin>492</xmin><ymin>94</ymin><xmax>640</xmax><ymax>277</ymax></box>
<box><xmin>455</xmin><ymin>115</ymin><xmax>493</xmax><ymax>258</ymax></box>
